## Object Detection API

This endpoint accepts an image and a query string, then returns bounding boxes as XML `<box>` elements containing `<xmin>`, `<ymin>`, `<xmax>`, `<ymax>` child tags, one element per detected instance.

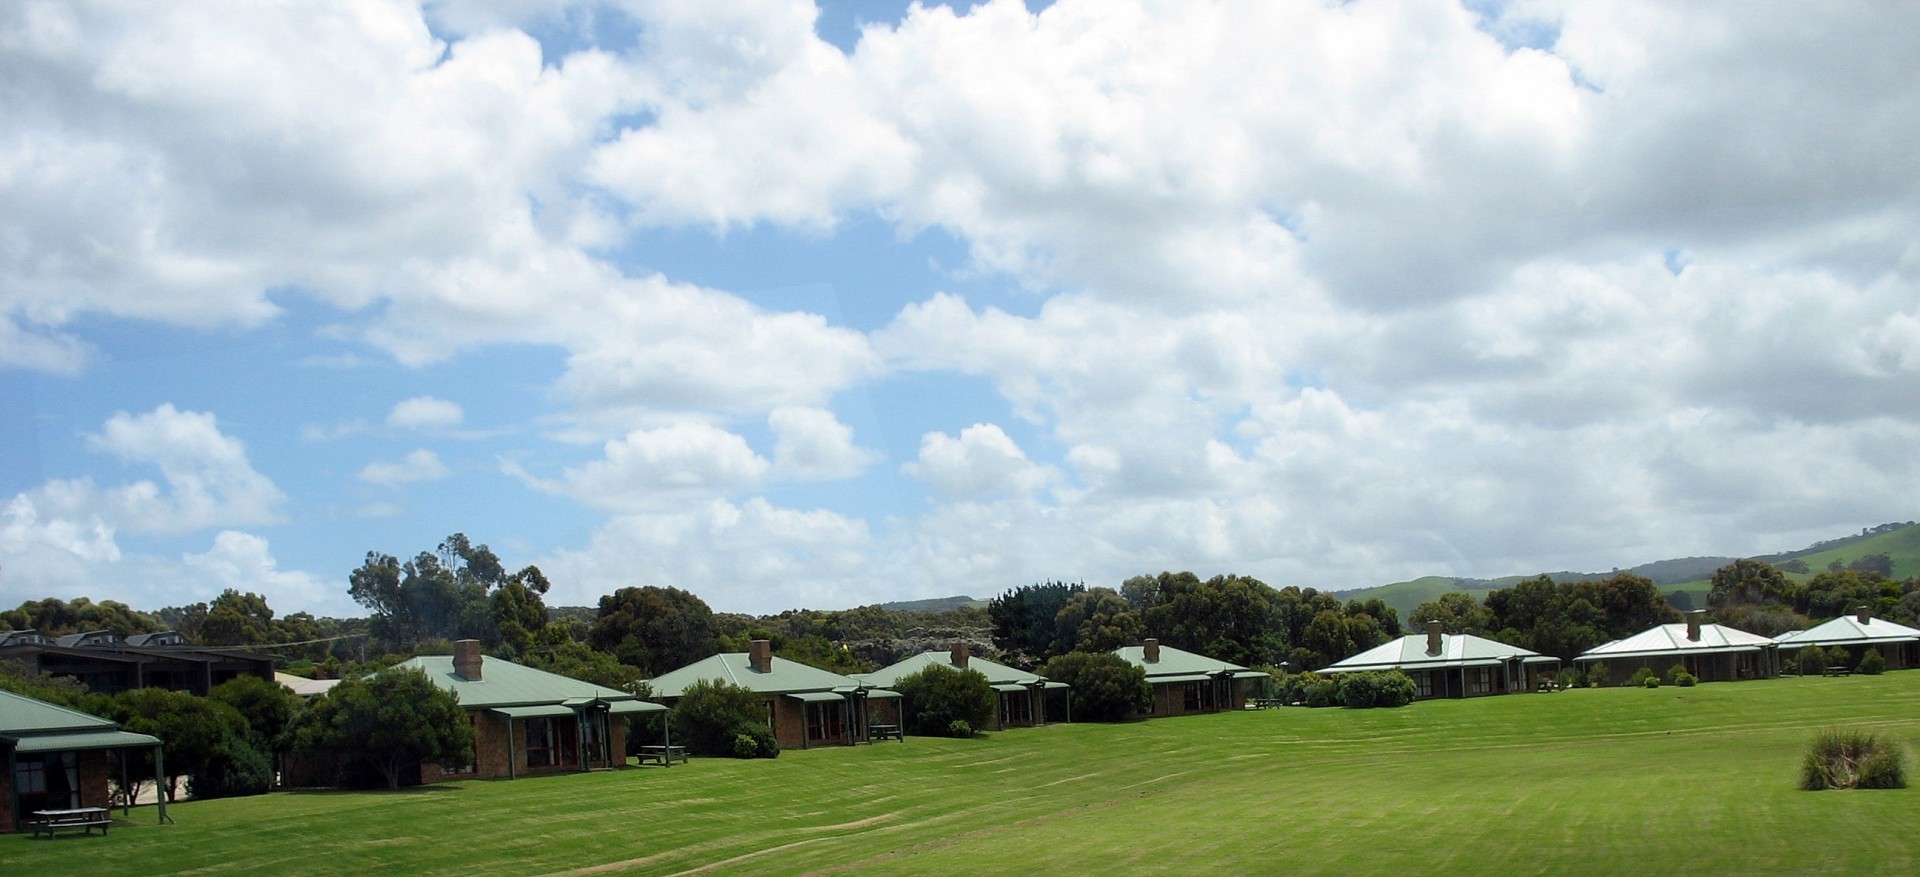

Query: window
<box><xmin>14</xmin><ymin>752</ymin><xmax>78</xmax><ymax>813</ymax></box>
<box><xmin>525</xmin><ymin>717</ymin><xmax>555</xmax><ymax>768</ymax></box>
<box><xmin>1414</xmin><ymin>671</ymin><xmax>1433</xmax><ymax>698</ymax></box>
<box><xmin>1469</xmin><ymin>667</ymin><xmax>1492</xmax><ymax>695</ymax></box>
<box><xmin>1182</xmin><ymin>682</ymin><xmax>1203</xmax><ymax>712</ymax></box>
<box><xmin>1002</xmin><ymin>691</ymin><xmax>1032</xmax><ymax>724</ymax></box>
<box><xmin>806</xmin><ymin>700</ymin><xmax>846</xmax><ymax>741</ymax></box>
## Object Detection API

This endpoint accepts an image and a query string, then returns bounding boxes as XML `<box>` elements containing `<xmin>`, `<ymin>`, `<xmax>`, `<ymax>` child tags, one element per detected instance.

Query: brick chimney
<box><xmin>950</xmin><ymin>641</ymin><xmax>970</xmax><ymax>669</ymax></box>
<box><xmin>749</xmin><ymin>639</ymin><xmax>773</xmax><ymax>673</ymax></box>
<box><xmin>1426</xmin><ymin>620</ymin><xmax>1443</xmax><ymax>656</ymax></box>
<box><xmin>453</xmin><ymin>639</ymin><xmax>483</xmax><ymax>682</ymax></box>
<box><xmin>1685</xmin><ymin>610</ymin><xmax>1705</xmax><ymax>642</ymax></box>
<box><xmin>1857</xmin><ymin>606</ymin><xmax>1871</xmax><ymax>625</ymax></box>
<box><xmin>1143</xmin><ymin>638</ymin><xmax>1160</xmax><ymax>662</ymax></box>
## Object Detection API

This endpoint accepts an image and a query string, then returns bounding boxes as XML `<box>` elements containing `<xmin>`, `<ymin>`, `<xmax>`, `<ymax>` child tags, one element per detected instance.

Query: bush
<box><xmin>1555</xmin><ymin>668</ymin><xmax>1578</xmax><ymax>690</ymax></box>
<box><xmin>1038</xmin><ymin>652</ymin><xmax>1151</xmax><ymax>722</ymax></box>
<box><xmin>673</xmin><ymin>678</ymin><xmax>778</xmax><ymax>758</ymax></box>
<box><xmin>1672</xmin><ymin>670</ymin><xmax>1697</xmax><ymax>687</ymax></box>
<box><xmin>1335</xmin><ymin>671</ymin><xmax>1417</xmax><ymax>709</ymax></box>
<box><xmin>189</xmin><ymin>731</ymin><xmax>274</xmax><ymax>799</ymax></box>
<box><xmin>1858</xmin><ymin>648</ymin><xmax>1886</xmax><ymax>675</ymax></box>
<box><xmin>1797</xmin><ymin>645</ymin><xmax>1829</xmax><ymax>676</ymax></box>
<box><xmin>1299</xmin><ymin>673</ymin><xmax>1339</xmax><ymax>708</ymax></box>
<box><xmin>1629</xmin><ymin>667</ymin><xmax>1660</xmax><ymax>688</ymax></box>
<box><xmin>1584</xmin><ymin>662</ymin><xmax>1608</xmax><ymax>688</ymax></box>
<box><xmin>947</xmin><ymin>719</ymin><xmax>974</xmax><ymax>738</ymax></box>
<box><xmin>1665</xmin><ymin>663</ymin><xmax>1689</xmax><ymax>685</ymax></box>
<box><xmin>894</xmin><ymin>664</ymin><xmax>995</xmax><ymax>737</ymax></box>
<box><xmin>1801</xmin><ymin>728</ymin><xmax>1908</xmax><ymax>790</ymax></box>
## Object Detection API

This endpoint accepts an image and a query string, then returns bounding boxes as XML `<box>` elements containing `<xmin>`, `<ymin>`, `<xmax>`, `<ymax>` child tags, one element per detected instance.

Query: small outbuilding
<box><xmin>649</xmin><ymin>640</ymin><xmax>886</xmax><ymax>749</ymax></box>
<box><xmin>1321</xmin><ymin>622</ymin><xmax>1559</xmax><ymax>698</ymax></box>
<box><xmin>855</xmin><ymin>643</ymin><xmax>1069</xmax><ymax>729</ymax></box>
<box><xmin>1575</xmin><ymin>610</ymin><xmax>1778</xmax><ymax>684</ymax></box>
<box><xmin>1112</xmin><ymin>639</ymin><xmax>1266</xmax><ymax>716</ymax></box>
<box><xmin>1774</xmin><ymin>607</ymin><xmax>1920</xmax><ymax>671</ymax></box>
<box><xmin>2</xmin><ymin>689</ymin><xmax>166</xmax><ymax>833</ymax></box>
<box><xmin>397</xmin><ymin>640</ymin><xmax>666</xmax><ymax>781</ymax></box>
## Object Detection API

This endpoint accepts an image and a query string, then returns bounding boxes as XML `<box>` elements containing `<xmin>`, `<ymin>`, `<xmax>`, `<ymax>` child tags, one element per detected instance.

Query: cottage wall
<box><xmin>1</xmin><ymin>770</ymin><xmax>12</xmax><ymax>832</ymax></box>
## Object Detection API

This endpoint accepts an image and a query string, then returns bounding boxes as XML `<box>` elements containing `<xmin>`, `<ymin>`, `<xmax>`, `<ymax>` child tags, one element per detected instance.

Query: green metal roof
<box><xmin>1775</xmin><ymin>615</ymin><xmax>1920</xmax><ymax>648</ymax></box>
<box><xmin>648</xmin><ymin>653</ymin><xmax>865</xmax><ymax>698</ymax></box>
<box><xmin>786</xmin><ymin>691</ymin><xmax>846</xmax><ymax>703</ymax></box>
<box><xmin>1324</xmin><ymin>632</ymin><xmax>1550</xmax><ymax>674</ymax></box>
<box><xmin>854</xmin><ymin>651</ymin><xmax>1047</xmax><ymax>688</ymax></box>
<box><xmin>397</xmin><ymin>655</ymin><xmax>658</xmax><ymax>710</ymax></box>
<box><xmin>492</xmin><ymin>704</ymin><xmax>576</xmax><ymax>719</ymax></box>
<box><xmin>1111</xmin><ymin>643</ymin><xmax>1252</xmax><ymax>680</ymax></box>
<box><xmin>0</xmin><ymin>689</ymin><xmax>117</xmax><ymax>735</ymax></box>
<box><xmin>1577</xmin><ymin>622</ymin><xmax>1773</xmax><ymax>661</ymax></box>
<box><xmin>608</xmin><ymin>700</ymin><xmax>668</xmax><ymax>715</ymax></box>
<box><xmin>11</xmin><ymin>729</ymin><xmax>161</xmax><ymax>753</ymax></box>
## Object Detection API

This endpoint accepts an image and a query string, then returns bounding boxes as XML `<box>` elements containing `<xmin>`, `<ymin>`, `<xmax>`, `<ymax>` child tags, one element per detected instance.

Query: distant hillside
<box><xmin>880</xmin><ymin>595</ymin><xmax>986</xmax><ymax>613</ymax></box>
<box><xmin>1336</xmin><ymin>522</ymin><xmax>1918</xmax><ymax>619</ymax></box>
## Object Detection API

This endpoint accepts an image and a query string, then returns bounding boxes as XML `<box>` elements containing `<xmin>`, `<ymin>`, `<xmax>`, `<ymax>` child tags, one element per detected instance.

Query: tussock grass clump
<box><xmin>1800</xmin><ymin>728</ymin><xmax>1908</xmax><ymax>790</ymax></box>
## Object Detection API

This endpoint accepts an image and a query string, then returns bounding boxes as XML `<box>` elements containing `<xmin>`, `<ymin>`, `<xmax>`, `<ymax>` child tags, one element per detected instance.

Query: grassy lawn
<box><xmin>8</xmin><ymin>673</ymin><xmax>1920</xmax><ymax>875</ymax></box>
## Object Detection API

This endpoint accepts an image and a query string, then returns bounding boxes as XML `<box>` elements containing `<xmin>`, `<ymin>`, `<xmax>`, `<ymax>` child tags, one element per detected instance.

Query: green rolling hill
<box><xmin>1336</xmin><ymin>521</ymin><xmax>1920</xmax><ymax>619</ymax></box>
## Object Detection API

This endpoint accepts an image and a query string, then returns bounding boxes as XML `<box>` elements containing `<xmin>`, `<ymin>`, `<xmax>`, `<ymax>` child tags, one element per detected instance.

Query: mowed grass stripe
<box><xmin>6</xmin><ymin>674</ymin><xmax>1919</xmax><ymax>876</ymax></box>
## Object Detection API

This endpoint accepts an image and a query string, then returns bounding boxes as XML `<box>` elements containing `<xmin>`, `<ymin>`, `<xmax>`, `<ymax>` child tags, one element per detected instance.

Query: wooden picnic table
<box><xmin>1824</xmin><ymin>665</ymin><xmax>1852</xmax><ymax>677</ymax></box>
<box><xmin>635</xmin><ymin>744</ymin><xmax>688</xmax><ymax>766</ymax></box>
<box><xmin>30</xmin><ymin>807</ymin><xmax>111</xmax><ymax>839</ymax></box>
<box><xmin>868</xmin><ymin>723</ymin><xmax>903</xmax><ymax>741</ymax></box>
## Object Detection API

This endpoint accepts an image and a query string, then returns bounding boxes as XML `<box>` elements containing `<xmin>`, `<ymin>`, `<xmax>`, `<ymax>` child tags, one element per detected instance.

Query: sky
<box><xmin>3</xmin><ymin>0</ymin><xmax>1918</xmax><ymax>620</ymax></box>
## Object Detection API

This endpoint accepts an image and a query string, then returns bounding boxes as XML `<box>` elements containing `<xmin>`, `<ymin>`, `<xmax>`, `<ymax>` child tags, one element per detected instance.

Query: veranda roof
<box><xmin>11</xmin><ymin>729</ymin><xmax>162</xmax><ymax>753</ymax></box>
<box><xmin>1775</xmin><ymin>614</ymin><xmax>1920</xmax><ymax>648</ymax></box>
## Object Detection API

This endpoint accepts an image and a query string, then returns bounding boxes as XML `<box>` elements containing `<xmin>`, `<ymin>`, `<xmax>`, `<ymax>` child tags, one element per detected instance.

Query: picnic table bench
<box><xmin>1824</xmin><ymin>665</ymin><xmax>1852</xmax><ymax>677</ymax></box>
<box><xmin>29</xmin><ymin>807</ymin><xmax>112</xmax><ymax>839</ymax></box>
<box><xmin>868</xmin><ymin>723</ymin><xmax>903</xmax><ymax>741</ymax></box>
<box><xmin>1253</xmin><ymin>697</ymin><xmax>1285</xmax><ymax>709</ymax></box>
<box><xmin>635</xmin><ymin>744</ymin><xmax>688</xmax><ymax>766</ymax></box>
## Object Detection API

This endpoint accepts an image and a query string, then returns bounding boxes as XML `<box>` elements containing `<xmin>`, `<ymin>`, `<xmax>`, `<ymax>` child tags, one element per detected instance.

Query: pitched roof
<box><xmin>1775</xmin><ymin>615</ymin><xmax>1920</xmax><ymax>648</ymax></box>
<box><xmin>1111</xmin><ymin>643</ymin><xmax>1258</xmax><ymax>679</ymax></box>
<box><xmin>0</xmin><ymin>689</ymin><xmax>116</xmax><ymax>736</ymax></box>
<box><xmin>1577</xmin><ymin>622</ymin><xmax>1773</xmax><ymax>660</ymax></box>
<box><xmin>1324</xmin><ymin>632</ymin><xmax>1553</xmax><ymax>673</ymax></box>
<box><xmin>396</xmin><ymin>655</ymin><xmax>647</xmax><ymax>710</ymax></box>
<box><xmin>648</xmin><ymin>653</ymin><xmax>865</xmax><ymax>698</ymax></box>
<box><xmin>854</xmin><ymin>651</ymin><xmax>1044</xmax><ymax>688</ymax></box>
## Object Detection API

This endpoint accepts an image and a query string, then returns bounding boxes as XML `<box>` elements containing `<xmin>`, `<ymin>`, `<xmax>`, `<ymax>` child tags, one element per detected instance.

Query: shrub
<box><xmin>1673</xmin><ymin>670</ymin><xmax>1697</xmax><ymax>687</ymax></box>
<box><xmin>1584</xmin><ymin>662</ymin><xmax>1608</xmax><ymax>688</ymax></box>
<box><xmin>1858</xmin><ymin>648</ymin><xmax>1886</xmax><ymax>675</ymax></box>
<box><xmin>673</xmin><ymin>678</ymin><xmax>778</xmax><ymax>758</ymax></box>
<box><xmin>1665</xmin><ymin>663</ymin><xmax>1689</xmax><ymax>685</ymax></box>
<box><xmin>1555</xmin><ymin>668</ymin><xmax>1578</xmax><ymax>690</ymax></box>
<box><xmin>1038</xmin><ymin>652</ymin><xmax>1151</xmax><ymax>722</ymax></box>
<box><xmin>1629</xmin><ymin>667</ymin><xmax>1659</xmax><ymax>688</ymax></box>
<box><xmin>1797</xmin><ymin>646</ymin><xmax>1829</xmax><ymax>677</ymax></box>
<box><xmin>1299</xmin><ymin>673</ymin><xmax>1340</xmax><ymax>708</ymax></box>
<box><xmin>1801</xmin><ymin>728</ymin><xmax>1908</xmax><ymax>790</ymax></box>
<box><xmin>1335</xmin><ymin>671</ymin><xmax>1417</xmax><ymax>709</ymax></box>
<box><xmin>1642</xmin><ymin>676</ymin><xmax>1661</xmax><ymax>688</ymax></box>
<box><xmin>895</xmin><ymin>664</ymin><xmax>995</xmax><ymax>737</ymax></box>
<box><xmin>947</xmin><ymin>719</ymin><xmax>974</xmax><ymax>738</ymax></box>
<box><xmin>731</xmin><ymin>733</ymin><xmax>760</xmax><ymax>758</ymax></box>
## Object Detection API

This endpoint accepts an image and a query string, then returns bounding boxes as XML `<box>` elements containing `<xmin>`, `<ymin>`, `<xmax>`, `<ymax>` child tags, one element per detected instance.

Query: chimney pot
<box><xmin>1143</xmin><ymin>638</ymin><xmax>1160</xmax><ymax>662</ymax></box>
<box><xmin>453</xmin><ymin>639</ymin><xmax>483</xmax><ymax>682</ymax></box>
<box><xmin>1857</xmin><ymin>606</ymin><xmax>1872</xmax><ymax>625</ymax></box>
<box><xmin>1426</xmin><ymin>620</ymin><xmax>1444</xmax><ymax>656</ymax></box>
<box><xmin>749</xmin><ymin>639</ymin><xmax>773</xmax><ymax>673</ymax></box>
<box><xmin>951</xmin><ymin>641</ymin><xmax>970</xmax><ymax>668</ymax></box>
<box><xmin>1685</xmin><ymin>610</ymin><xmax>1704</xmax><ymax>642</ymax></box>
